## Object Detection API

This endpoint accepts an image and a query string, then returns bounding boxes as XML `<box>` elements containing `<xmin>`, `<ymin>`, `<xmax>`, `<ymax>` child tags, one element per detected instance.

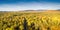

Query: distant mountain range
<box><xmin>0</xmin><ymin>9</ymin><xmax>60</xmax><ymax>12</ymax></box>
<box><xmin>24</xmin><ymin>9</ymin><xmax>60</xmax><ymax>11</ymax></box>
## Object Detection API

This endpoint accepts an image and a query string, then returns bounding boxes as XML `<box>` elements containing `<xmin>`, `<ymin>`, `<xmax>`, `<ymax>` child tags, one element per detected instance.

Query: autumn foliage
<box><xmin>0</xmin><ymin>11</ymin><xmax>60</xmax><ymax>30</ymax></box>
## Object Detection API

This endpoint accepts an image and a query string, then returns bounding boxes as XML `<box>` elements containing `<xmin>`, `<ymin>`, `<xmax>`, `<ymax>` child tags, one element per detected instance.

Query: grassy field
<box><xmin>0</xmin><ymin>10</ymin><xmax>60</xmax><ymax>30</ymax></box>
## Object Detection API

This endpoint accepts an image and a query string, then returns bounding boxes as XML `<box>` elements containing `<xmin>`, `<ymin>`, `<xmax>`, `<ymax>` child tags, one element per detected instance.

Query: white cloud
<box><xmin>0</xmin><ymin>2</ymin><xmax>60</xmax><ymax>11</ymax></box>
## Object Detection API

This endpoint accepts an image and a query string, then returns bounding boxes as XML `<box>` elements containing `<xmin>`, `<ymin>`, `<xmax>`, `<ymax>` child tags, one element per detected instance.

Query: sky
<box><xmin>0</xmin><ymin>0</ymin><xmax>60</xmax><ymax>11</ymax></box>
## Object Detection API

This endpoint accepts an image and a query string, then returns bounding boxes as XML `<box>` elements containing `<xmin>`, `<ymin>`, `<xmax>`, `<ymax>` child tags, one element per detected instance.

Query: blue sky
<box><xmin>0</xmin><ymin>0</ymin><xmax>60</xmax><ymax>11</ymax></box>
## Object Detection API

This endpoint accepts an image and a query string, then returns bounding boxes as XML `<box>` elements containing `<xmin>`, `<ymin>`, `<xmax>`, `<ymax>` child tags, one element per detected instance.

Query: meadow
<box><xmin>0</xmin><ymin>10</ymin><xmax>60</xmax><ymax>30</ymax></box>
